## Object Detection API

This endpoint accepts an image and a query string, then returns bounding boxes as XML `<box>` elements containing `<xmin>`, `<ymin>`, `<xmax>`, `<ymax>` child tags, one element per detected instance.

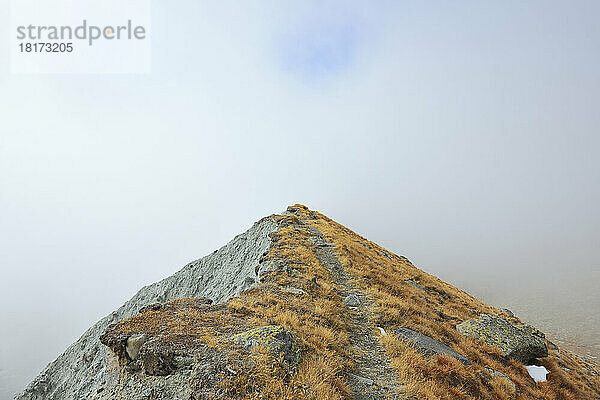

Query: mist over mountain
<box><xmin>1</xmin><ymin>1</ymin><xmax>599</xmax><ymax>399</ymax></box>
<box><xmin>13</xmin><ymin>206</ymin><xmax>600</xmax><ymax>400</ymax></box>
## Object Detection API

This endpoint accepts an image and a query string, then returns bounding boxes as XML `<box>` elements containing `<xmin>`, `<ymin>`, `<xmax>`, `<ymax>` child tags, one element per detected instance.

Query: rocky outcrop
<box><xmin>456</xmin><ymin>314</ymin><xmax>548</xmax><ymax>363</ymax></box>
<box><xmin>97</xmin><ymin>298</ymin><xmax>296</xmax><ymax>399</ymax></box>
<box><xmin>16</xmin><ymin>217</ymin><xmax>277</xmax><ymax>400</ymax></box>
<box><xmin>230</xmin><ymin>326</ymin><xmax>302</xmax><ymax>370</ymax></box>
<box><xmin>97</xmin><ymin>338</ymin><xmax>235</xmax><ymax>400</ymax></box>
<box><xmin>396</xmin><ymin>327</ymin><xmax>471</xmax><ymax>365</ymax></box>
<box><xmin>125</xmin><ymin>333</ymin><xmax>148</xmax><ymax>360</ymax></box>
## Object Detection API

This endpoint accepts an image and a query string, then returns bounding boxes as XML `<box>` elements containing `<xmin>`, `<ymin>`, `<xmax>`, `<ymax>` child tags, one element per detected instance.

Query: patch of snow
<box><xmin>526</xmin><ymin>365</ymin><xmax>550</xmax><ymax>382</ymax></box>
<box><xmin>378</xmin><ymin>327</ymin><xmax>387</xmax><ymax>336</ymax></box>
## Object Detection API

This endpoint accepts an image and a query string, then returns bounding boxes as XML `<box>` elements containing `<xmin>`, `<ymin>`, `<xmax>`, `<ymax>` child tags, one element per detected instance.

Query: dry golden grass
<box><xmin>301</xmin><ymin>204</ymin><xmax>600</xmax><ymax>400</ymax></box>
<box><xmin>109</xmin><ymin>212</ymin><xmax>354</xmax><ymax>399</ymax></box>
<box><xmin>106</xmin><ymin>205</ymin><xmax>599</xmax><ymax>399</ymax></box>
<box><xmin>224</xmin><ymin>215</ymin><xmax>354</xmax><ymax>399</ymax></box>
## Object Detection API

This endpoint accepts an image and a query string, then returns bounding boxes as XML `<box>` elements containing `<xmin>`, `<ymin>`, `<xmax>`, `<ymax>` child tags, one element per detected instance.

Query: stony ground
<box><xmin>16</xmin><ymin>217</ymin><xmax>277</xmax><ymax>400</ymax></box>
<box><xmin>308</xmin><ymin>225</ymin><xmax>403</xmax><ymax>399</ymax></box>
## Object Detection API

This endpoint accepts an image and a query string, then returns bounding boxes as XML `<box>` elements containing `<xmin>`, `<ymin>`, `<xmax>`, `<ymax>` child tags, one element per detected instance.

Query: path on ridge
<box><xmin>307</xmin><ymin>224</ymin><xmax>404</xmax><ymax>400</ymax></box>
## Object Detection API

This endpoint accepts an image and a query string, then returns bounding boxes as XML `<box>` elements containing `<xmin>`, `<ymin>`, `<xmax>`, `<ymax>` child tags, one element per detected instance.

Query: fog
<box><xmin>1</xmin><ymin>1</ymin><xmax>599</xmax><ymax>397</ymax></box>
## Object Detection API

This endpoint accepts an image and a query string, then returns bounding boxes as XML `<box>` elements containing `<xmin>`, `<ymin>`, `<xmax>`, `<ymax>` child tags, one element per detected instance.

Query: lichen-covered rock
<box><xmin>456</xmin><ymin>314</ymin><xmax>547</xmax><ymax>363</ymax></box>
<box><xmin>98</xmin><ymin>300</ymin><xmax>305</xmax><ymax>398</ymax></box>
<box><xmin>230</xmin><ymin>326</ymin><xmax>302</xmax><ymax>370</ymax></box>
<box><xmin>396</xmin><ymin>327</ymin><xmax>471</xmax><ymax>365</ymax></box>
<box><xmin>256</xmin><ymin>258</ymin><xmax>291</xmax><ymax>278</ymax></box>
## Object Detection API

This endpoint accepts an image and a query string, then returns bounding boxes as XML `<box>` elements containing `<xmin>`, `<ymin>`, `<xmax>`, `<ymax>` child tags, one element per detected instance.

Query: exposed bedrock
<box><xmin>16</xmin><ymin>217</ymin><xmax>277</xmax><ymax>400</ymax></box>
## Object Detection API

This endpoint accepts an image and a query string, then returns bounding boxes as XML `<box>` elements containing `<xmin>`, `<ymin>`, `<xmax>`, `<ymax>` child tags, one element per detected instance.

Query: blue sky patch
<box><xmin>278</xmin><ymin>23</ymin><xmax>357</xmax><ymax>79</ymax></box>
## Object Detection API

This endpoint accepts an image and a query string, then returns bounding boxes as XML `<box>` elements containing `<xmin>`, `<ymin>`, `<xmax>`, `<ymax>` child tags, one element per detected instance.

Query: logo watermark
<box><xmin>10</xmin><ymin>0</ymin><xmax>151</xmax><ymax>74</ymax></box>
<box><xmin>16</xmin><ymin>20</ymin><xmax>147</xmax><ymax>46</ymax></box>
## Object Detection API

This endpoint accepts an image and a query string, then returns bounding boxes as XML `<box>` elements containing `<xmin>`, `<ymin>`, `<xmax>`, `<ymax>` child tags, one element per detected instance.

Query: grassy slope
<box><xmin>109</xmin><ymin>212</ymin><xmax>355</xmax><ymax>399</ymax></box>
<box><xmin>107</xmin><ymin>205</ymin><xmax>599</xmax><ymax>399</ymax></box>
<box><xmin>305</xmin><ymin>205</ymin><xmax>599</xmax><ymax>399</ymax></box>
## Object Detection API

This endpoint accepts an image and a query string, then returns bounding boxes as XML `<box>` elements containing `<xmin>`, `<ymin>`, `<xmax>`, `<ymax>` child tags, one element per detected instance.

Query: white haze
<box><xmin>1</xmin><ymin>1</ymin><xmax>599</xmax><ymax>397</ymax></box>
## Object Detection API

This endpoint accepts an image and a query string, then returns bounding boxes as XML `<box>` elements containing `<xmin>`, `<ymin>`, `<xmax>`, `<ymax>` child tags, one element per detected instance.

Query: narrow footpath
<box><xmin>307</xmin><ymin>225</ymin><xmax>404</xmax><ymax>400</ymax></box>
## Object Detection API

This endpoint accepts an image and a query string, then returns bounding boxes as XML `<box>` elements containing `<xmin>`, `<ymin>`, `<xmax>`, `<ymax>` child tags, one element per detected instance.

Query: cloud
<box><xmin>278</xmin><ymin>22</ymin><xmax>356</xmax><ymax>79</ymax></box>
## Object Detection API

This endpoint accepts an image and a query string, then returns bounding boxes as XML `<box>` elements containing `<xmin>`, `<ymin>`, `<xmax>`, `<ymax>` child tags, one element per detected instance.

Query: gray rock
<box><xmin>396</xmin><ymin>327</ymin><xmax>471</xmax><ymax>365</ymax></box>
<box><xmin>242</xmin><ymin>276</ymin><xmax>256</xmax><ymax>290</ymax></box>
<box><xmin>456</xmin><ymin>314</ymin><xmax>548</xmax><ymax>363</ymax></box>
<box><xmin>282</xmin><ymin>287</ymin><xmax>306</xmax><ymax>295</ymax></box>
<box><xmin>405</xmin><ymin>280</ymin><xmax>425</xmax><ymax>291</ymax></box>
<box><xmin>348</xmin><ymin>373</ymin><xmax>374</xmax><ymax>386</ymax></box>
<box><xmin>469</xmin><ymin>308</ymin><xmax>481</xmax><ymax>316</ymax></box>
<box><xmin>16</xmin><ymin>216</ymin><xmax>278</xmax><ymax>400</ymax></box>
<box><xmin>502</xmin><ymin>308</ymin><xmax>515</xmax><ymax>318</ymax></box>
<box><xmin>484</xmin><ymin>368</ymin><xmax>516</xmax><ymax>397</ymax></box>
<box><xmin>126</xmin><ymin>334</ymin><xmax>147</xmax><ymax>361</ymax></box>
<box><xmin>256</xmin><ymin>258</ymin><xmax>288</xmax><ymax>278</ymax></box>
<box><xmin>309</xmin><ymin>235</ymin><xmax>335</xmax><ymax>247</ymax></box>
<box><xmin>97</xmin><ymin>341</ymin><xmax>231</xmax><ymax>400</ymax></box>
<box><xmin>230</xmin><ymin>326</ymin><xmax>301</xmax><ymax>369</ymax></box>
<box><xmin>343</xmin><ymin>293</ymin><xmax>361</xmax><ymax>307</ymax></box>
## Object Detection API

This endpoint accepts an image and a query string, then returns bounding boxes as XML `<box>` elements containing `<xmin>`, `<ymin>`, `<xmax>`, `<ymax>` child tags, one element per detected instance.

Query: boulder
<box><xmin>502</xmin><ymin>308</ymin><xmax>515</xmax><ymax>318</ymax></box>
<box><xmin>456</xmin><ymin>314</ymin><xmax>547</xmax><ymax>363</ymax></box>
<box><xmin>257</xmin><ymin>258</ymin><xmax>294</xmax><ymax>278</ymax></box>
<box><xmin>343</xmin><ymin>294</ymin><xmax>361</xmax><ymax>307</ymax></box>
<box><xmin>230</xmin><ymin>326</ymin><xmax>302</xmax><ymax>370</ymax></box>
<box><xmin>396</xmin><ymin>327</ymin><xmax>471</xmax><ymax>365</ymax></box>
<box><xmin>404</xmin><ymin>280</ymin><xmax>425</xmax><ymax>291</ymax></box>
<box><xmin>126</xmin><ymin>333</ymin><xmax>148</xmax><ymax>360</ymax></box>
<box><xmin>283</xmin><ymin>287</ymin><xmax>306</xmax><ymax>295</ymax></box>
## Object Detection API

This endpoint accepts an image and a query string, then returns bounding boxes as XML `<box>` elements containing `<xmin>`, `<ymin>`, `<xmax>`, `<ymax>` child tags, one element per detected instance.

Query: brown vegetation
<box><xmin>304</xmin><ymin>205</ymin><xmax>600</xmax><ymax>399</ymax></box>
<box><xmin>103</xmin><ymin>204</ymin><xmax>599</xmax><ymax>399</ymax></box>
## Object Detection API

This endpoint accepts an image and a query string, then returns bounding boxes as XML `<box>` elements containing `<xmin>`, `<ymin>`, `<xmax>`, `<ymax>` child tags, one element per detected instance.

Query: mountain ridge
<box><xmin>16</xmin><ymin>216</ymin><xmax>277</xmax><ymax>400</ymax></box>
<box><xmin>17</xmin><ymin>205</ymin><xmax>600</xmax><ymax>399</ymax></box>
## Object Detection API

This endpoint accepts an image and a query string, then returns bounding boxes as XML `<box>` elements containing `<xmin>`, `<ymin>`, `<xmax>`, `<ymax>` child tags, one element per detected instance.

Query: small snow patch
<box><xmin>526</xmin><ymin>365</ymin><xmax>549</xmax><ymax>382</ymax></box>
<box><xmin>378</xmin><ymin>327</ymin><xmax>387</xmax><ymax>336</ymax></box>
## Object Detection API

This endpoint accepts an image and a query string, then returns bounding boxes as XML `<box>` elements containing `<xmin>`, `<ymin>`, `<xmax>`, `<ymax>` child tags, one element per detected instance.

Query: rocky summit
<box><xmin>16</xmin><ymin>205</ymin><xmax>600</xmax><ymax>400</ymax></box>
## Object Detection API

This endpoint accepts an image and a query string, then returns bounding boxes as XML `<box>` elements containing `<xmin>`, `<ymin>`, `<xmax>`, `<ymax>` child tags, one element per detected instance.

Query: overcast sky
<box><xmin>1</xmin><ymin>1</ymin><xmax>599</xmax><ymax>397</ymax></box>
